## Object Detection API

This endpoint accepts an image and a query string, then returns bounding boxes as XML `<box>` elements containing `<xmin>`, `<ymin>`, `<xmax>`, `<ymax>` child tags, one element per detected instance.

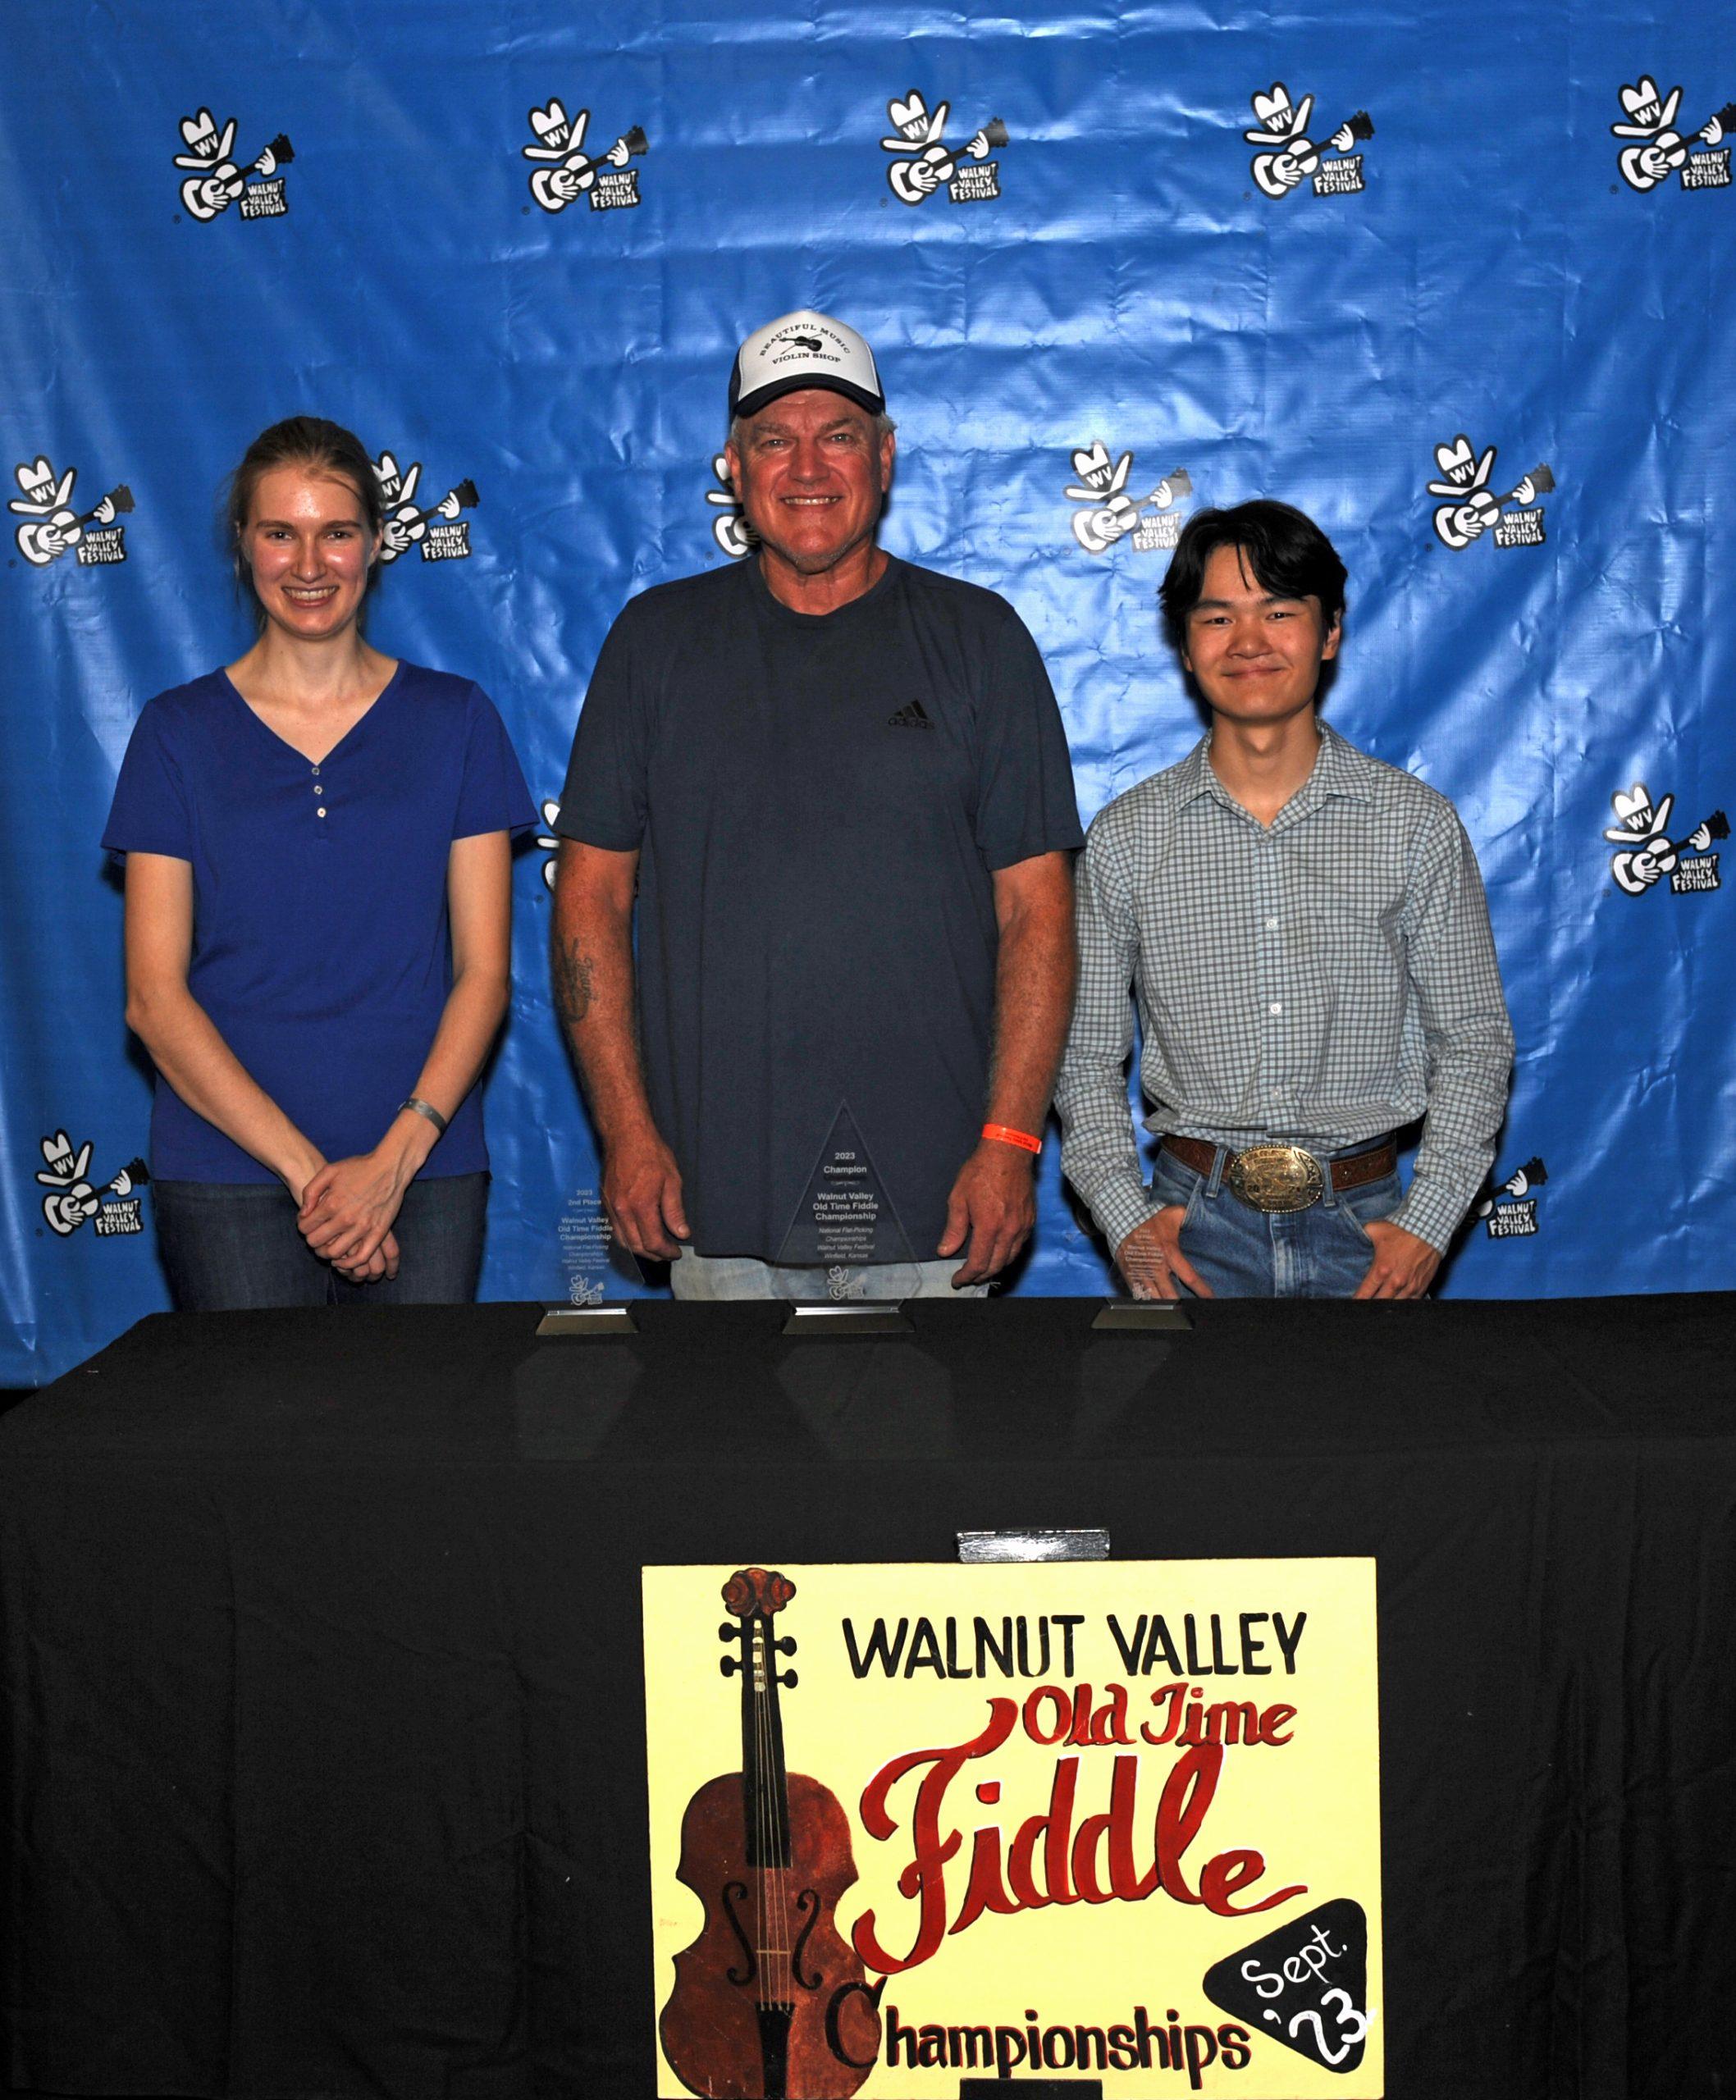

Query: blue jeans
<box><xmin>1151</xmin><ymin>1145</ymin><xmax>1401</xmax><ymax>1299</ymax></box>
<box><xmin>153</xmin><ymin>1173</ymin><xmax>489</xmax><ymax>1311</ymax></box>
<box><xmin>670</xmin><ymin>1249</ymin><xmax>989</xmax><ymax>1301</ymax></box>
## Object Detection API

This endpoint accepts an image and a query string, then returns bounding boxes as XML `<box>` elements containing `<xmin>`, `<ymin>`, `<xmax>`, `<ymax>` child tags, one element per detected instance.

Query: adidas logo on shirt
<box><xmin>887</xmin><ymin>700</ymin><xmax>933</xmax><ymax>730</ymax></box>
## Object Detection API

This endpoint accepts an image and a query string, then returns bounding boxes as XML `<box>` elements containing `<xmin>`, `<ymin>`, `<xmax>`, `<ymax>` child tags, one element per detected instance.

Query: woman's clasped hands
<box><xmin>298</xmin><ymin>1153</ymin><xmax>405</xmax><ymax>1283</ymax></box>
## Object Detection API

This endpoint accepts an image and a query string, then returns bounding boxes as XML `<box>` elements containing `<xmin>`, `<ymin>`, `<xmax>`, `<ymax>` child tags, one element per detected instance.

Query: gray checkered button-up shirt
<box><xmin>1057</xmin><ymin>724</ymin><xmax>1514</xmax><ymax>1256</ymax></box>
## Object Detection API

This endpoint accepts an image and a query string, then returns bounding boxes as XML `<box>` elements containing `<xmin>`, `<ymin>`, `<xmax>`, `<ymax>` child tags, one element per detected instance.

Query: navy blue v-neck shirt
<box><xmin>103</xmin><ymin>663</ymin><xmax>534</xmax><ymax>1181</ymax></box>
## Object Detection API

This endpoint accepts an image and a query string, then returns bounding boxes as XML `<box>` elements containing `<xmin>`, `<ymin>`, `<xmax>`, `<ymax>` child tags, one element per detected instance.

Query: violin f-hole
<box><xmin>791</xmin><ymin>1886</ymin><xmax>822</xmax><ymax>1991</ymax></box>
<box><xmin>720</xmin><ymin>1878</ymin><xmax>756</xmax><ymax>1986</ymax></box>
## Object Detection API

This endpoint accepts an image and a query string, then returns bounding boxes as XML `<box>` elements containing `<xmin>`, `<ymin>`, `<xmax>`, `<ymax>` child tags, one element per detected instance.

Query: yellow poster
<box><xmin>644</xmin><ymin>1559</ymin><xmax>1381</xmax><ymax>2098</ymax></box>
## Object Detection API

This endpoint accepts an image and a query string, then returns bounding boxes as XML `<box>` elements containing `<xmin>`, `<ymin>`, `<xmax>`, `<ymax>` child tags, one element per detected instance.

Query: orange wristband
<box><xmin>982</xmin><ymin>1122</ymin><xmax>1042</xmax><ymax>1156</ymax></box>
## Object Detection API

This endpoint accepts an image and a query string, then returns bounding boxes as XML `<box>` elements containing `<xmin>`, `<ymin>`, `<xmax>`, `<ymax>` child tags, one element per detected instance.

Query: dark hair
<box><xmin>1158</xmin><ymin>500</ymin><xmax>1347</xmax><ymax>655</ymax></box>
<box><xmin>224</xmin><ymin>416</ymin><xmax>383</xmax><ymax>619</ymax></box>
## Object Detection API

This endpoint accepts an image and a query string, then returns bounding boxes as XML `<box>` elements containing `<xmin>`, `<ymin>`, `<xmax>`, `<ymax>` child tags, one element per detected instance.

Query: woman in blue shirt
<box><xmin>103</xmin><ymin>417</ymin><xmax>534</xmax><ymax>1308</ymax></box>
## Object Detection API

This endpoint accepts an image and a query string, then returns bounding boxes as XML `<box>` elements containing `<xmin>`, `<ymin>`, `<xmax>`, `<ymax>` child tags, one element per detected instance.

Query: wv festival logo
<box><xmin>521</xmin><ymin>99</ymin><xmax>647</xmax><ymax>212</ymax></box>
<box><xmin>1612</xmin><ymin>75</ymin><xmax>1734</xmax><ymax>193</ymax></box>
<box><xmin>1478</xmin><ymin>1157</ymin><xmax>1546</xmax><ymax>1239</ymax></box>
<box><xmin>1605</xmin><ymin>783</ymin><xmax>1725</xmax><ymax>896</ymax></box>
<box><xmin>371</xmin><ymin>451</ymin><xmax>477</xmax><ymax>564</ymax></box>
<box><xmin>881</xmin><ymin>90</ymin><xmax>1007</xmax><ymax>205</ymax></box>
<box><xmin>174</xmin><ymin>107</ymin><xmax>293</xmax><ymax>221</ymax></box>
<box><xmin>1064</xmin><ymin>444</ymin><xmax>1192</xmax><ymax>555</ymax></box>
<box><xmin>36</xmin><ymin>1132</ymin><xmax>147</xmax><ymax>1239</ymax></box>
<box><xmin>1427</xmin><ymin>437</ymin><xmax>1554</xmax><ymax>550</ymax></box>
<box><xmin>1244</xmin><ymin>84</ymin><xmax>1373</xmax><ymax>199</ymax></box>
<box><xmin>10</xmin><ymin>456</ymin><xmax>132</xmax><ymax>568</ymax></box>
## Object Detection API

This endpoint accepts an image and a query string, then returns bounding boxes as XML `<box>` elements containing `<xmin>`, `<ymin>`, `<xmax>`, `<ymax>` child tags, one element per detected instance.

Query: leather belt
<box><xmin>1161</xmin><ymin>1134</ymin><xmax>1397</xmax><ymax>1214</ymax></box>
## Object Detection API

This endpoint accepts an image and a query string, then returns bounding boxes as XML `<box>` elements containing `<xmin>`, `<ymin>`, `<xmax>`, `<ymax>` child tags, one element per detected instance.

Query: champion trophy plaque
<box><xmin>774</xmin><ymin>1104</ymin><xmax>918</xmax><ymax>1332</ymax></box>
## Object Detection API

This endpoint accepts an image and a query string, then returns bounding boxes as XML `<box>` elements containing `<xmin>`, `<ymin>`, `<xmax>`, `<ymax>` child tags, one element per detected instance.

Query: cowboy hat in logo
<box><xmin>371</xmin><ymin>451</ymin><xmax>478</xmax><ymax>563</ymax></box>
<box><xmin>881</xmin><ymin>89</ymin><xmax>1008</xmax><ymax>205</ymax></box>
<box><xmin>1478</xmin><ymin>1155</ymin><xmax>1546</xmax><ymax>1239</ymax></box>
<box><xmin>173</xmin><ymin>107</ymin><xmax>293</xmax><ymax>221</ymax></box>
<box><xmin>1063</xmin><ymin>441</ymin><xmax>1192</xmax><ymax>555</ymax></box>
<box><xmin>1426</xmin><ymin>435</ymin><xmax>1554</xmax><ymax>550</ymax></box>
<box><xmin>1612</xmin><ymin>75</ymin><xmax>1734</xmax><ymax>192</ymax></box>
<box><xmin>35</xmin><ymin>1132</ymin><xmax>148</xmax><ymax>1239</ymax></box>
<box><xmin>10</xmin><ymin>456</ymin><xmax>133</xmax><ymax>567</ymax></box>
<box><xmin>522</xmin><ymin>99</ymin><xmax>647</xmax><ymax>212</ymax></box>
<box><xmin>1604</xmin><ymin>782</ymin><xmax>1727</xmax><ymax>895</ymax></box>
<box><xmin>1245</xmin><ymin>82</ymin><xmax>1373</xmax><ymax>199</ymax></box>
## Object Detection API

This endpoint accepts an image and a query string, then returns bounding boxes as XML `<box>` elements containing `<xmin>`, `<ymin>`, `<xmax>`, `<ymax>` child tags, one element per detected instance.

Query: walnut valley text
<box><xmin>842</xmin><ymin>1612</ymin><xmax>1308</xmax><ymax>1679</ymax></box>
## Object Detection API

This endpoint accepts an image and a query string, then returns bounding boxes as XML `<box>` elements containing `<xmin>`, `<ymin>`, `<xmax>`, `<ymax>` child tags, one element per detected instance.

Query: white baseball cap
<box><xmin>729</xmin><ymin>309</ymin><xmax>885</xmax><ymax>422</ymax></box>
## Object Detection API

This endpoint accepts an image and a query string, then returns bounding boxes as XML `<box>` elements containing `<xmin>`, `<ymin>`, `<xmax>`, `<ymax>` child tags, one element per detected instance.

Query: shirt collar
<box><xmin>1302</xmin><ymin>722</ymin><xmax>1377</xmax><ymax>809</ymax></box>
<box><xmin>1175</xmin><ymin>735</ymin><xmax>1228</xmax><ymax>808</ymax></box>
<box><xmin>1178</xmin><ymin>719</ymin><xmax>1377</xmax><ymax>818</ymax></box>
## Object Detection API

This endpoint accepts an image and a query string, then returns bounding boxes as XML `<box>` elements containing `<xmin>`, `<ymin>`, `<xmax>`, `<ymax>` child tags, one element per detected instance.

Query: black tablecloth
<box><xmin>3</xmin><ymin>1297</ymin><xmax>1735</xmax><ymax>2098</ymax></box>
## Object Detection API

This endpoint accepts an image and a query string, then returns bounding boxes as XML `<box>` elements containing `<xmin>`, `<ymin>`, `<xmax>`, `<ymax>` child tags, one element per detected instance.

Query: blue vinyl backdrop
<box><xmin>3</xmin><ymin>2</ymin><xmax>1733</xmax><ymax>1381</ymax></box>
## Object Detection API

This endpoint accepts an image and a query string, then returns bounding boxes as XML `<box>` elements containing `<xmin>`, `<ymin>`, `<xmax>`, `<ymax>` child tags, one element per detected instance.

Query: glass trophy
<box><xmin>774</xmin><ymin>1103</ymin><xmax>917</xmax><ymax>1284</ymax></box>
<box><xmin>541</xmin><ymin>1181</ymin><xmax>645</xmax><ymax>1334</ymax></box>
<box><xmin>557</xmin><ymin>1183</ymin><xmax>619</xmax><ymax>1306</ymax></box>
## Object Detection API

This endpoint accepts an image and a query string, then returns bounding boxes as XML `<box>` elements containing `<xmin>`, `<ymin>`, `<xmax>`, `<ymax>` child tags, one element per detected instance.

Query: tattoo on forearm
<box><xmin>552</xmin><ymin>941</ymin><xmax>597</xmax><ymax>1026</ymax></box>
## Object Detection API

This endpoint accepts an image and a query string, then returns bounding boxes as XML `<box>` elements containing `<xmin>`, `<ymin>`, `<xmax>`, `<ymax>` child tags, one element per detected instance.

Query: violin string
<box><xmin>754</xmin><ymin>1616</ymin><xmax>770</xmax><ymax>2007</ymax></box>
<box><xmin>755</xmin><ymin>1612</ymin><xmax>792</xmax><ymax>2011</ymax></box>
<box><xmin>770</xmin><ymin>1618</ymin><xmax>788</xmax><ymax>2009</ymax></box>
<box><xmin>758</xmin><ymin>1616</ymin><xmax>783</xmax><ymax>2011</ymax></box>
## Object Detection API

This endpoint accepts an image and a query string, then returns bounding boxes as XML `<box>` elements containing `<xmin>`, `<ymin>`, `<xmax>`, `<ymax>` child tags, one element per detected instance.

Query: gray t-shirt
<box><xmin>556</xmin><ymin>554</ymin><xmax>1082</xmax><ymax>1262</ymax></box>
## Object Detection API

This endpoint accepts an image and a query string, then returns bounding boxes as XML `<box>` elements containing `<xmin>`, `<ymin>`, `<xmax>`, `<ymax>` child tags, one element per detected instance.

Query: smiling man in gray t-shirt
<box><xmin>551</xmin><ymin>310</ymin><xmax>1081</xmax><ymax>1297</ymax></box>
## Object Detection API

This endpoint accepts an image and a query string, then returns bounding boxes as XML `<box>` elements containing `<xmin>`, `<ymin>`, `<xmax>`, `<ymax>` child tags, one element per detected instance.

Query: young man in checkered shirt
<box><xmin>1056</xmin><ymin>500</ymin><xmax>1513</xmax><ymax>1300</ymax></box>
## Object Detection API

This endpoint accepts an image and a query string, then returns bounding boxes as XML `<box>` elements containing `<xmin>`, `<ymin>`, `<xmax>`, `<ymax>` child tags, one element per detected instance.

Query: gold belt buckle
<box><xmin>1225</xmin><ymin>1144</ymin><xmax>1325</xmax><ymax>1213</ymax></box>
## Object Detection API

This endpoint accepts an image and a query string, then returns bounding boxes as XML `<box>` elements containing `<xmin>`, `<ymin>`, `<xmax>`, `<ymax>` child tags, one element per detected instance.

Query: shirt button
<box><xmin>317</xmin><ymin>807</ymin><xmax>327</xmax><ymax>819</ymax></box>
<box><xmin>1268</xmin><ymin>1000</ymin><xmax>1281</xmax><ymax>1015</ymax></box>
<box><xmin>311</xmin><ymin>765</ymin><xmax>320</xmax><ymax>776</ymax></box>
<box><xmin>313</xmin><ymin>785</ymin><xmax>322</xmax><ymax>796</ymax></box>
<box><xmin>1265</xmin><ymin>915</ymin><xmax>1279</xmax><ymax>930</ymax></box>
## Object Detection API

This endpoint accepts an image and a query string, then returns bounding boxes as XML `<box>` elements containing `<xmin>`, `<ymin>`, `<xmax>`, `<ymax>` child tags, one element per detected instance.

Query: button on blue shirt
<box><xmin>102</xmin><ymin>663</ymin><xmax>535</xmax><ymax>1181</ymax></box>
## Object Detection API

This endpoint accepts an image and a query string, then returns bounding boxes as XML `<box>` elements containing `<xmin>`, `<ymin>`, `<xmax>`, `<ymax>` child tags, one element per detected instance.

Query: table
<box><xmin>3</xmin><ymin>1297</ymin><xmax>1734</xmax><ymax>2098</ymax></box>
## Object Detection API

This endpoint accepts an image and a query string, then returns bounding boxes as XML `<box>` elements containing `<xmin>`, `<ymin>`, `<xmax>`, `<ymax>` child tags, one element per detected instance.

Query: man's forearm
<box><xmin>1392</xmin><ymin>810</ymin><xmax>1515</xmax><ymax>1252</ymax></box>
<box><xmin>1391</xmin><ymin>1029</ymin><xmax>1514</xmax><ymax>1251</ymax></box>
<box><xmin>550</xmin><ymin>847</ymin><xmax>658</xmax><ymax>1144</ymax></box>
<box><xmin>984</xmin><ymin>857</ymin><xmax>1077</xmax><ymax>1135</ymax></box>
<box><xmin>1052</xmin><ymin>834</ymin><xmax>1160</xmax><ymax>1252</ymax></box>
